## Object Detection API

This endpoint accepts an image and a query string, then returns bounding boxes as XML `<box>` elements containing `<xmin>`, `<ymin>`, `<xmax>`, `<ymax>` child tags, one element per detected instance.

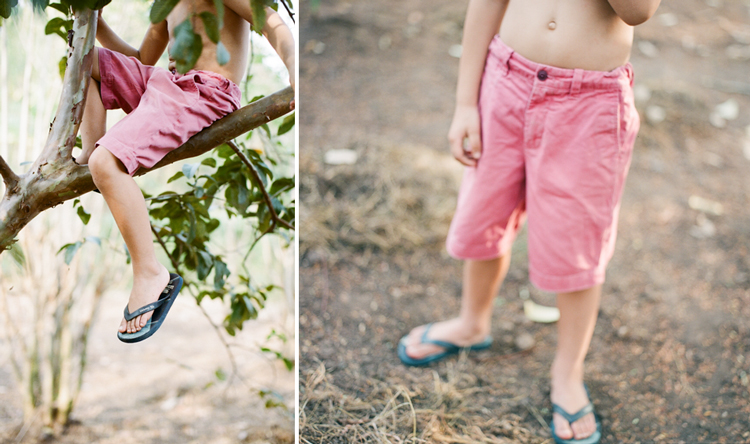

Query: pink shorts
<box><xmin>446</xmin><ymin>37</ymin><xmax>640</xmax><ymax>293</ymax></box>
<box><xmin>96</xmin><ymin>48</ymin><xmax>241</xmax><ymax>175</ymax></box>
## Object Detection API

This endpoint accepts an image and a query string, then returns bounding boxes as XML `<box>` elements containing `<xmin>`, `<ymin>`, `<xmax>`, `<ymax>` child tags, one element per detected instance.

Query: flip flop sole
<box><xmin>117</xmin><ymin>274</ymin><xmax>183</xmax><ymax>344</ymax></box>
<box><xmin>397</xmin><ymin>335</ymin><xmax>493</xmax><ymax>366</ymax></box>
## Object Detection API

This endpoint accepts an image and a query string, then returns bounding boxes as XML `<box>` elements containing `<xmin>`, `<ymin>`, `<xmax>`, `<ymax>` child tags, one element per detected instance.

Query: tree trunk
<box><xmin>17</xmin><ymin>7</ymin><xmax>35</xmax><ymax>166</ymax></box>
<box><xmin>0</xmin><ymin>24</ymin><xmax>8</xmax><ymax>165</ymax></box>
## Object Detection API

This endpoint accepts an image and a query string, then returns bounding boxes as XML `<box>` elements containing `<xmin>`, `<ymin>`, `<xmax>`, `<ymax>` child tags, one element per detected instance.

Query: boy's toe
<box><xmin>553</xmin><ymin>414</ymin><xmax>574</xmax><ymax>440</ymax></box>
<box><xmin>118</xmin><ymin>319</ymin><xmax>127</xmax><ymax>333</ymax></box>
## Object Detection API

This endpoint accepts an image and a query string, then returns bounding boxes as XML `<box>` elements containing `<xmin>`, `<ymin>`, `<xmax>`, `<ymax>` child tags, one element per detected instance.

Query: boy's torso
<box><xmin>500</xmin><ymin>0</ymin><xmax>634</xmax><ymax>72</ymax></box>
<box><xmin>165</xmin><ymin>0</ymin><xmax>250</xmax><ymax>84</ymax></box>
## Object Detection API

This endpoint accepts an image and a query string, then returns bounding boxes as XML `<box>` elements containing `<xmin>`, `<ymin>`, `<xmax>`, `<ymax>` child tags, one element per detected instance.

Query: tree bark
<box><xmin>0</xmin><ymin>7</ymin><xmax>294</xmax><ymax>254</ymax></box>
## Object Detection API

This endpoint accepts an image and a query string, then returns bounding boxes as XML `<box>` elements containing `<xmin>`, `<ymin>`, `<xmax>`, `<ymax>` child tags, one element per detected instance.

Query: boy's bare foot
<box><xmin>401</xmin><ymin>318</ymin><xmax>489</xmax><ymax>360</ymax></box>
<box><xmin>550</xmin><ymin>378</ymin><xmax>598</xmax><ymax>440</ymax></box>
<box><xmin>118</xmin><ymin>264</ymin><xmax>170</xmax><ymax>334</ymax></box>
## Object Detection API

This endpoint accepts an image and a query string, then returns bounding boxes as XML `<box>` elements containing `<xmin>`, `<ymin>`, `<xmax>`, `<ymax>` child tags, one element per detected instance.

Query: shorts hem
<box><xmin>446</xmin><ymin>242</ymin><xmax>512</xmax><ymax>262</ymax></box>
<box><xmin>529</xmin><ymin>268</ymin><xmax>606</xmax><ymax>294</ymax></box>
<box><xmin>96</xmin><ymin>138</ymin><xmax>139</xmax><ymax>176</ymax></box>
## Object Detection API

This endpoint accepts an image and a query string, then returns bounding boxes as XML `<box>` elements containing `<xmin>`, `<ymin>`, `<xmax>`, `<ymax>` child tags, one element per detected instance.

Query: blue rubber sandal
<box><xmin>117</xmin><ymin>273</ymin><xmax>183</xmax><ymax>343</ymax></box>
<box><xmin>550</xmin><ymin>387</ymin><xmax>602</xmax><ymax>444</ymax></box>
<box><xmin>397</xmin><ymin>323</ymin><xmax>492</xmax><ymax>366</ymax></box>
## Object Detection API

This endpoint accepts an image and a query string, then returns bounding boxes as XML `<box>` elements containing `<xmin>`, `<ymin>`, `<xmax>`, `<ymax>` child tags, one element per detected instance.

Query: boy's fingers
<box><xmin>449</xmin><ymin>135</ymin><xmax>477</xmax><ymax>167</ymax></box>
<box><xmin>467</xmin><ymin>129</ymin><xmax>482</xmax><ymax>160</ymax></box>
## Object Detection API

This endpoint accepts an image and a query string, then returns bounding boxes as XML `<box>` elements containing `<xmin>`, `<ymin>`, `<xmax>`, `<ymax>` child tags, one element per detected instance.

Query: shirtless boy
<box><xmin>398</xmin><ymin>1</ymin><xmax>659</xmax><ymax>442</ymax></box>
<box><xmin>75</xmin><ymin>1</ymin><xmax>295</xmax><ymax>343</ymax></box>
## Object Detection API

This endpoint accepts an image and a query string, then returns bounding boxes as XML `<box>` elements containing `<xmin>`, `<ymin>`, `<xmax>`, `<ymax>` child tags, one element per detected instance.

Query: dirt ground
<box><xmin>0</xmin><ymin>289</ymin><xmax>295</xmax><ymax>444</ymax></box>
<box><xmin>299</xmin><ymin>0</ymin><xmax>750</xmax><ymax>442</ymax></box>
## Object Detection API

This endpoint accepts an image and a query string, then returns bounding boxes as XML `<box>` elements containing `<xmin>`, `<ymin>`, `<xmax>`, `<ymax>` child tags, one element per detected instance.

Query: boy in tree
<box><xmin>398</xmin><ymin>1</ymin><xmax>659</xmax><ymax>442</ymax></box>
<box><xmin>75</xmin><ymin>0</ymin><xmax>295</xmax><ymax>343</ymax></box>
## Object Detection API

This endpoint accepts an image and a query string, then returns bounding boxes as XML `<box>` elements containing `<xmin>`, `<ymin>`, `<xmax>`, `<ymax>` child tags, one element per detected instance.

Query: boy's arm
<box><xmin>96</xmin><ymin>14</ymin><xmax>169</xmax><ymax>66</ymax></box>
<box><xmin>448</xmin><ymin>0</ymin><xmax>508</xmax><ymax>167</ymax></box>
<box><xmin>262</xmin><ymin>8</ymin><xmax>295</xmax><ymax>90</ymax></box>
<box><xmin>221</xmin><ymin>1</ymin><xmax>296</xmax><ymax>90</ymax></box>
<box><xmin>606</xmin><ymin>0</ymin><xmax>662</xmax><ymax>26</ymax></box>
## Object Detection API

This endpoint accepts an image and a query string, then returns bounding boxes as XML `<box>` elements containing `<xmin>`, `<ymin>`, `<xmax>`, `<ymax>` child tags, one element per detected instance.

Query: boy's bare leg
<box><xmin>78</xmin><ymin>48</ymin><xmax>103</xmax><ymax>165</ymax></box>
<box><xmin>77</xmin><ymin>79</ymin><xmax>105</xmax><ymax>165</ymax></box>
<box><xmin>88</xmin><ymin>147</ymin><xmax>170</xmax><ymax>334</ymax></box>
<box><xmin>551</xmin><ymin>285</ymin><xmax>601</xmax><ymax>440</ymax></box>
<box><xmin>402</xmin><ymin>255</ymin><xmax>511</xmax><ymax>358</ymax></box>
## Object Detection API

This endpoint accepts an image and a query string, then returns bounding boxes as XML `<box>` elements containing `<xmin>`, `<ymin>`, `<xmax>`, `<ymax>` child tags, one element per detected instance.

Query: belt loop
<box><xmin>571</xmin><ymin>69</ymin><xmax>583</xmax><ymax>95</ymax></box>
<box><xmin>504</xmin><ymin>50</ymin><xmax>514</xmax><ymax>76</ymax></box>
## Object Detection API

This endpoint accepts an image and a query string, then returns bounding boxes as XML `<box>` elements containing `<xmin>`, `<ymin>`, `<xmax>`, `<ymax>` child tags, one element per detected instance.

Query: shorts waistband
<box><xmin>488</xmin><ymin>35</ymin><xmax>634</xmax><ymax>93</ymax></box>
<box><xmin>172</xmin><ymin>68</ymin><xmax>238</xmax><ymax>88</ymax></box>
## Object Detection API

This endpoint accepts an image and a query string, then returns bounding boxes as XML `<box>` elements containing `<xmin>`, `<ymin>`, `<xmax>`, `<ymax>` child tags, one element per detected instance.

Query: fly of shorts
<box><xmin>446</xmin><ymin>36</ymin><xmax>641</xmax><ymax>294</ymax></box>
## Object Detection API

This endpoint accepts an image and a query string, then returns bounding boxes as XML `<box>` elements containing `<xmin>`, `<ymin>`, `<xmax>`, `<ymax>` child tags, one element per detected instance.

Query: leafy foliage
<box><xmin>170</xmin><ymin>19</ymin><xmax>203</xmax><ymax>73</ymax></box>
<box><xmin>148</xmin><ymin>138</ymin><xmax>294</xmax><ymax>336</ymax></box>
<box><xmin>0</xmin><ymin>0</ymin><xmax>19</xmax><ymax>19</ymax></box>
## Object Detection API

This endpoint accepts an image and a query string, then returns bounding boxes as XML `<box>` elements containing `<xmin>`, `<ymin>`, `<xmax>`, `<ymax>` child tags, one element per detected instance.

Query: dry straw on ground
<box><xmin>300</xmin><ymin>356</ymin><xmax>545</xmax><ymax>444</ymax></box>
<box><xmin>300</xmin><ymin>141</ymin><xmax>462</xmax><ymax>258</ymax></box>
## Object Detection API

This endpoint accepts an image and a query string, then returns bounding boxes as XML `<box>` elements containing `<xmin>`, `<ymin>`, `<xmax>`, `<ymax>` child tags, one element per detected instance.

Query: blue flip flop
<box><xmin>550</xmin><ymin>386</ymin><xmax>602</xmax><ymax>444</ymax></box>
<box><xmin>397</xmin><ymin>323</ymin><xmax>493</xmax><ymax>366</ymax></box>
<box><xmin>117</xmin><ymin>273</ymin><xmax>183</xmax><ymax>343</ymax></box>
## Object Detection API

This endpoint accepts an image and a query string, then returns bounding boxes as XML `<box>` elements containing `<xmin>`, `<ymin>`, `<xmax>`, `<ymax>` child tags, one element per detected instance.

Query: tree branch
<box><xmin>227</xmin><ymin>140</ymin><xmax>294</xmax><ymax>231</ymax></box>
<box><xmin>0</xmin><ymin>87</ymin><xmax>293</xmax><ymax>253</ymax></box>
<box><xmin>0</xmin><ymin>155</ymin><xmax>18</xmax><ymax>191</ymax></box>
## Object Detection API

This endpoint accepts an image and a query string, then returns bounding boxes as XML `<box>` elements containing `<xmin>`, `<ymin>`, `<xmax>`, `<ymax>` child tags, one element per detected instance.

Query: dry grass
<box><xmin>300</xmin><ymin>141</ymin><xmax>463</xmax><ymax>257</ymax></box>
<box><xmin>300</xmin><ymin>356</ymin><xmax>547</xmax><ymax>444</ymax></box>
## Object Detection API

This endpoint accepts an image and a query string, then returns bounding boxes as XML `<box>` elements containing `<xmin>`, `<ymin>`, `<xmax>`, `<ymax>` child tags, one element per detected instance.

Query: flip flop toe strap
<box><xmin>419</xmin><ymin>323</ymin><xmax>461</xmax><ymax>352</ymax></box>
<box><xmin>123</xmin><ymin>296</ymin><xmax>169</xmax><ymax>321</ymax></box>
<box><xmin>552</xmin><ymin>402</ymin><xmax>594</xmax><ymax>425</ymax></box>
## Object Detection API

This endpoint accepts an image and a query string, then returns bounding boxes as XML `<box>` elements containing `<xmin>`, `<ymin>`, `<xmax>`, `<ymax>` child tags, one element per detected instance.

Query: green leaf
<box><xmin>77</xmin><ymin>206</ymin><xmax>91</xmax><ymax>225</ymax></box>
<box><xmin>84</xmin><ymin>236</ymin><xmax>101</xmax><ymax>246</ymax></box>
<box><xmin>196</xmin><ymin>250</ymin><xmax>213</xmax><ymax>280</ymax></box>
<box><xmin>269</xmin><ymin>177</ymin><xmax>294</xmax><ymax>196</ymax></box>
<box><xmin>149</xmin><ymin>0</ymin><xmax>180</xmax><ymax>23</ymax></box>
<box><xmin>250</xmin><ymin>0</ymin><xmax>267</xmax><ymax>34</ymax></box>
<box><xmin>215</xmin><ymin>368</ymin><xmax>227</xmax><ymax>381</ymax></box>
<box><xmin>58</xmin><ymin>56</ymin><xmax>67</xmax><ymax>80</ymax></box>
<box><xmin>198</xmin><ymin>11</ymin><xmax>220</xmax><ymax>43</ymax></box>
<box><xmin>212</xmin><ymin>0</ymin><xmax>224</xmax><ymax>27</ymax></box>
<box><xmin>7</xmin><ymin>243</ymin><xmax>26</xmax><ymax>268</ymax></box>
<box><xmin>200</xmin><ymin>157</ymin><xmax>217</xmax><ymax>168</ymax></box>
<box><xmin>45</xmin><ymin>17</ymin><xmax>73</xmax><ymax>41</ymax></box>
<box><xmin>213</xmin><ymin>259</ymin><xmax>229</xmax><ymax>289</ymax></box>
<box><xmin>216</xmin><ymin>41</ymin><xmax>230</xmax><ymax>66</ymax></box>
<box><xmin>182</xmin><ymin>162</ymin><xmax>200</xmax><ymax>180</ymax></box>
<box><xmin>0</xmin><ymin>0</ymin><xmax>18</xmax><ymax>19</ymax></box>
<box><xmin>87</xmin><ymin>0</ymin><xmax>112</xmax><ymax>10</ymax></box>
<box><xmin>277</xmin><ymin>112</ymin><xmax>295</xmax><ymax>136</ymax></box>
<box><xmin>48</xmin><ymin>2</ymin><xmax>68</xmax><ymax>14</ymax></box>
<box><xmin>170</xmin><ymin>19</ymin><xmax>203</xmax><ymax>74</ymax></box>
<box><xmin>167</xmin><ymin>171</ymin><xmax>184</xmax><ymax>183</ymax></box>
<box><xmin>58</xmin><ymin>241</ymin><xmax>83</xmax><ymax>265</ymax></box>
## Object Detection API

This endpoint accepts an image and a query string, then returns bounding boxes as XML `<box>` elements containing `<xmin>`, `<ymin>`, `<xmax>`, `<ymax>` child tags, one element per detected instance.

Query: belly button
<box><xmin>548</xmin><ymin>21</ymin><xmax>557</xmax><ymax>30</ymax></box>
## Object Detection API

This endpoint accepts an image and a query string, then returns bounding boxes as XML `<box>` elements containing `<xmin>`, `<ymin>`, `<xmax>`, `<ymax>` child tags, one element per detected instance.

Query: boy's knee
<box><xmin>88</xmin><ymin>148</ymin><xmax>124</xmax><ymax>178</ymax></box>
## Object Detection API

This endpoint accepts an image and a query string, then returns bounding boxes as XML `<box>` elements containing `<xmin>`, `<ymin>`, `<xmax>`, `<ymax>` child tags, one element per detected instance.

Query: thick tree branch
<box><xmin>0</xmin><ymin>87</ymin><xmax>293</xmax><ymax>253</ymax></box>
<box><xmin>0</xmin><ymin>155</ymin><xmax>18</xmax><ymax>191</ymax></box>
<box><xmin>227</xmin><ymin>140</ymin><xmax>294</xmax><ymax>231</ymax></box>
